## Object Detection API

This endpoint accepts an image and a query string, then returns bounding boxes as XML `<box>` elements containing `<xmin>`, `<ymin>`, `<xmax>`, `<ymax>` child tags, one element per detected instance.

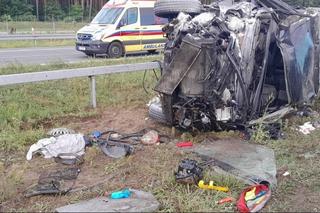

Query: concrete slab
<box><xmin>55</xmin><ymin>189</ymin><xmax>160</xmax><ymax>212</ymax></box>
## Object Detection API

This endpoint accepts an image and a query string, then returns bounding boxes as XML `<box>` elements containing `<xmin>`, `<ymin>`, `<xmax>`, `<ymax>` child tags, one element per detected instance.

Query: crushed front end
<box><xmin>149</xmin><ymin>0</ymin><xmax>320</xmax><ymax>131</ymax></box>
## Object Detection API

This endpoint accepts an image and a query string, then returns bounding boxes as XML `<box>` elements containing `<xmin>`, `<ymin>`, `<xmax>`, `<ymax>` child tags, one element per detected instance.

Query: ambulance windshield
<box><xmin>92</xmin><ymin>7</ymin><xmax>124</xmax><ymax>24</ymax></box>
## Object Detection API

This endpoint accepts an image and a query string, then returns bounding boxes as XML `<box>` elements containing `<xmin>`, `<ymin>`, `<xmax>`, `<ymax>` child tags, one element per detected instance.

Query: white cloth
<box><xmin>26</xmin><ymin>134</ymin><xmax>85</xmax><ymax>160</ymax></box>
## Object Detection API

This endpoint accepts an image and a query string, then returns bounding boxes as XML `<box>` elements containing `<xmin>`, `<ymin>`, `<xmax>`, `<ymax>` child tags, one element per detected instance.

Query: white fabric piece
<box><xmin>298</xmin><ymin>122</ymin><xmax>316</xmax><ymax>135</ymax></box>
<box><xmin>26</xmin><ymin>134</ymin><xmax>85</xmax><ymax>160</ymax></box>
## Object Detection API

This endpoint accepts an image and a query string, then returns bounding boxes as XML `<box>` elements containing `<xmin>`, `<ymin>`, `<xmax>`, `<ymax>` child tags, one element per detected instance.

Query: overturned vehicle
<box><xmin>149</xmin><ymin>0</ymin><xmax>320</xmax><ymax>131</ymax></box>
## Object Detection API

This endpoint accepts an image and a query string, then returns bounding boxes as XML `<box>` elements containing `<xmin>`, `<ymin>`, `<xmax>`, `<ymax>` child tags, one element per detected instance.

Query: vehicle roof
<box><xmin>104</xmin><ymin>0</ymin><xmax>155</xmax><ymax>8</ymax></box>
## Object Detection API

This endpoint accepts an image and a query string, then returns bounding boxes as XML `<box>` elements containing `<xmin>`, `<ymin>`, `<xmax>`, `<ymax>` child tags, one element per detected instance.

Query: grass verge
<box><xmin>0</xmin><ymin>55</ymin><xmax>161</xmax><ymax>151</ymax></box>
<box><xmin>0</xmin><ymin>53</ymin><xmax>319</xmax><ymax>211</ymax></box>
<box><xmin>0</xmin><ymin>39</ymin><xmax>75</xmax><ymax>48</ymax></box>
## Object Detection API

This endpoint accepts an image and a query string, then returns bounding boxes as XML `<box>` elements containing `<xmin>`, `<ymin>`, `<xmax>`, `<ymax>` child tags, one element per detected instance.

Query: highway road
<box><xmin>0</xmin><ymin>46</ymin><xmax>88</xmax><ymax>66</ymax></box>
<box><xmin>0</xmin><ymin>46</ymin><xmax>160</xmax><ymax>66</ymax></box>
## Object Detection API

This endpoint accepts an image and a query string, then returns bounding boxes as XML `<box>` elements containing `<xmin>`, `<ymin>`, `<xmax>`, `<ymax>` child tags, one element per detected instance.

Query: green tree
<box><xmin>70</xmin><ymin>4</ymin><xmax>83</xmax><ymax>22</ymax></box>
<box><xmin>45</xmin><ymin>0</ymin><xmax>65</xmax><ymax>21</ymax></box>
<box><xmin>0</xmin><ymin>0</ymin><xmax>34</xmax><ymax>20</ymax></box>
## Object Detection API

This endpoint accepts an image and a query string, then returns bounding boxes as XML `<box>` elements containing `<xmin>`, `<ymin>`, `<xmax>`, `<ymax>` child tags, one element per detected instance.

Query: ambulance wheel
<box><xmin>154</xmin><ymin>0</ymin><xmax>201</xmax><ymax>18</ymax></box>
<box><xmin>148</xmin><ymin>50</ymin><xmax>157</xmax><ymax>54</ymax></box>
<box><xmin>108</xmin><ymin>42</ymin><xmax>124</xmax><ymax>58</ymax></box>
<box><xmin>85</xmin><ymin>53</ymin><xmax>95</xmax><ymax>57</ymax></box>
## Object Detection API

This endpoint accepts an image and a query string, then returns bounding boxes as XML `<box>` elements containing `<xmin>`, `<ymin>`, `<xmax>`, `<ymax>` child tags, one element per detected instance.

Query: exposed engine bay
<box><xmin>149</xmin><ymin>0</ymin><xmax>320</xmax><ymax>132</ymax></box>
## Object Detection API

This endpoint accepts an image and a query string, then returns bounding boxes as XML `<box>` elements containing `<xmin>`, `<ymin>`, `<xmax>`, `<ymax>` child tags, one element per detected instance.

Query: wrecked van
<box><xmin>149</xmin><ymin>0</ymin><xmax>320</xmax><ymax>131</ymax></box>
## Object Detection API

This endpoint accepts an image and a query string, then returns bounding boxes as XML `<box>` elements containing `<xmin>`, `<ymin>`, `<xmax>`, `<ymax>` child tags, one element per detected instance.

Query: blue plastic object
<box><xmin>110</xmin><ymin>189</ymin><xmax>131</xmax><ymax>199</ymax></box>
<box><xmin>92</xmin><ymin>130</ymin><xmax>102</xmax><ymax>138</ymax></box>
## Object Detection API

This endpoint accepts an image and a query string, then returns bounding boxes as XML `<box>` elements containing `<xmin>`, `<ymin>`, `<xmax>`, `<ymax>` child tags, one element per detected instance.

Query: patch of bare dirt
<box><xmin>1</xmin><ymin>105</ymin><xmax>176</xmax><ymax>211</ymax></box>
<box><xmin>72</xmin><ymin>105</ymin><xmax>167</xmax><ymax>133</ymax></box>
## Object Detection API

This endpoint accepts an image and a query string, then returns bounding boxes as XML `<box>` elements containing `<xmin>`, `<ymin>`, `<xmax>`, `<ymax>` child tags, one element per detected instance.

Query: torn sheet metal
<box><xmin>193</xmin><ymin>139</ymin><xmax>277</xmax><ymax>188</ymax></box>
<box><xmin>150</xmin><ymin>0</ymin><xmax>320</xmax><ymax>132</ymax></box>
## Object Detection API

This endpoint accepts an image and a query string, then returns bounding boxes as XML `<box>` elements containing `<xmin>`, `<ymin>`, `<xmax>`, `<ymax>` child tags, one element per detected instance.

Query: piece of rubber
<box><xmin>154</xmin><ymin>0</ymin><xmax>202</xmax><ymax>18</ymax></box>
<box><xmin>99</xmin><ymin>142</ymin><xmax>134</xmax><ymax>158</ymax></box>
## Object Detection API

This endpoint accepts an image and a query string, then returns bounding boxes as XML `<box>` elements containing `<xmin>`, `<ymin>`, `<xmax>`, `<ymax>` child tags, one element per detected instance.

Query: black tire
<box><xmin>85</xmin><ymin>53</ymin><xmax>95</xmax><ymax>57</ymax></box>
<box><xmin>154</xmin><ymin>0</ymin><xmax>201</xmax><ymax>18</ymax></box>
<box><xmin>108</xmin><ymin>42</ymin><xmax>124</xmax><ymax>58</ymax></box>
<box><xmin>148</xmin><ymin>50</ymin><xmax>157</xmax><ymax>54</ymax></box>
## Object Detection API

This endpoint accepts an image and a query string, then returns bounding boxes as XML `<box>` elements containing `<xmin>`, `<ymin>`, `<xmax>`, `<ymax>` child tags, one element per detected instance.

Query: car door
<box><xmin>139</xmin><ymin>7</ymin><xmax>167</xmax><ymax>51</ymax></box>
<box><xmin>117</xmin><ymin>7</ymin><xmax>141</xmax><ymax>52</ymax></box>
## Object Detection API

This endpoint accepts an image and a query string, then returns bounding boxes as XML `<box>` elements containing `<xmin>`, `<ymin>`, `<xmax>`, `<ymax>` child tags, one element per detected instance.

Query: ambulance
<box><xmin>75</xmin><ymin>0</ymin><xmax>168</xmax><ymax>57</ymax></box>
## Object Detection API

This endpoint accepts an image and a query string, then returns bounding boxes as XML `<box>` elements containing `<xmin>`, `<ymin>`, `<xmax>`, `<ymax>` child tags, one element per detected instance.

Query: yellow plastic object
<box><xmin>198</xmin><ymin>180</ymin><xmax>229</xmax><ymax>192</ymax></box>
<box><xmin>245</xmin><ymin>187</ymin><xmax>256</xmax><ymax>201</ymax></box>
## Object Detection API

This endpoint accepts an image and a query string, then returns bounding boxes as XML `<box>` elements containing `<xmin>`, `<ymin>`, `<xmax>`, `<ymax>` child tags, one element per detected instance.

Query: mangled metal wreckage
<box><xmin>149</xmin><ymin>0</ymin><xmax>320</xmax><ymax>131</ymax></box>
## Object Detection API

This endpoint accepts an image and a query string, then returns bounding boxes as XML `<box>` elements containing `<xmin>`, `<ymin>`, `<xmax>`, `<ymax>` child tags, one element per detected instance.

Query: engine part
<box><xmin>175</xmin><ymin>159</ymin><xmax>203</xmax><ymax>184</ymax></box>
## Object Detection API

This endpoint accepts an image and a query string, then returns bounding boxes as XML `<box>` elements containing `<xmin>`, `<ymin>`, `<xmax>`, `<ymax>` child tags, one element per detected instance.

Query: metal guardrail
<box><xmin>0</xmin><ymin>34</ymin><xmax>75</xmax><ymax>41</ymax></box>
<box><xmin>0</xmin><ymin>62</ymin><xmax>161</xmax><ymax>108</ymax></box>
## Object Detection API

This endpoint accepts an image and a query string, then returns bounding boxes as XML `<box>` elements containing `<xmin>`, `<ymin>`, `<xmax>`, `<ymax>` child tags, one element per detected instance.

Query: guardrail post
<box><xmin>89</xmin><ymin>76</ymin><xmax>97</xmax><ymax>108</ymax></box>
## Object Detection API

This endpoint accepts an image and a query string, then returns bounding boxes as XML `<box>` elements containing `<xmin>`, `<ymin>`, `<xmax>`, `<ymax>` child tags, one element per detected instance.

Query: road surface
<box><xmin>0</xmin><ymin>46</ymin><xmax>159</xmax><ymax>66</ymax></box>
<box><xmin>0</xmin><ymin>46</ymin><xmax>87</xmax><ymax>66</ymax></box>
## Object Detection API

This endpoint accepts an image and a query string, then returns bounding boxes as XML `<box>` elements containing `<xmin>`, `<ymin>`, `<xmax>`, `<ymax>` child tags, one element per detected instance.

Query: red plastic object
<box><xmin>218</xmin><ymin>197</ymin><xmax>234</xmax><ymax>204</ymax></box>
<box><xmin>176</xmin><ymin>141</ymin><xmax>193</xmax><ymax>147</ymax></box>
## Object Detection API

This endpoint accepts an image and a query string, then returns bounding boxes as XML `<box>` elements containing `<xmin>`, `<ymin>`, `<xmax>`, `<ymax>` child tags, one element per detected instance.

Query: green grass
<box><xmin>0</xmin><ymin>21</ymin><xmax>85</xmax><ymax>34</ymax></box>
<box><xmin>0</xmin><ymin>39</ymin><xmax>75</xmax><ymax>48</ymax></box>
<box><xmin>1</xmin><ymin>54</ymin><xmax>320</xmax><ymax>211</ymax></box>
<box><xmin>0</xmin><ymin>55</ymin><xmax>161</xmax><ymax>151</ymax></box>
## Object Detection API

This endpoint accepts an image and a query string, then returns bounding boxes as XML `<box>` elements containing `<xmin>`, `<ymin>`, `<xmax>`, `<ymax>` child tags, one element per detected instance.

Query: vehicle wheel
<box><xmin>148</xmin><ymin>50</ymin><xmax>157</xmax><ymax>54</ymax></box>
<box><xmin>154</xmin><ymin>0</ymin><xmax>201</xmax><ymax>18</ymax></box>
<box><xmin>108</xmin><ymin>42</ymin><xmax>124</xmax><ymax>58</ymax></box>
<box><xmin>85</xmin><ymin>53</ymin><xmax>95</xmax><ymax>57</ymax></box>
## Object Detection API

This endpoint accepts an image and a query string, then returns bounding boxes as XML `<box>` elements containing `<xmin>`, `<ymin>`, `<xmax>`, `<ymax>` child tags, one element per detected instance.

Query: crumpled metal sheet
<box><xmin>277</xmin><ymin>16</ymin><xmax>319</xmax><ymax>104</ymax></box>
<box><xmin>193</xmin><ymin>139</ymin><xmax>277</xmax><ymax>188</ymax></box>
<box><xmin>151</xmin><ymin>0</ymin><xmax>320</xmax><ymax>131</ymax></box>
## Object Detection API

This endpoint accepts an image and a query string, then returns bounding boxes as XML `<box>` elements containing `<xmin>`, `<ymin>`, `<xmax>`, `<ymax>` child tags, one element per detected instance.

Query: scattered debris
<box><xmin>150</xmin><ymin>0</ymin><xmax>320</xmax><ymax>132</ymax></box>
<box><xmin>47</xmin><ymin>128</ymin><xmax>76</xmax><ymax>137</ymax></box>
<box><xmin>88</xmin><ymin>129</ymin><xmax>168</xmax><ymax>158</ymax></box>
<box><xmin>198</xmin><ymin>180</ymin><xmax>229</xmax><ymax>192</ymax></box>
<box><xmin>141</xmin><ymin>130</ymin><xmax>160</xmax><ymax>145</ymax></box>
<box><xmin>298</xmin><ymin>122</ymin><xmax>317</xmax><ymax>135</ymax></box>
<box><xmin>99</xmin><ymin>142</ymin><xmax>134</xmax><ymax>159</ymax></box>
<box><xmin>217</xmin><ymin>197</ymin><xmax>235</xmax><ymax>205</ymax></box>
<box><xmin>26</xmin><ymin>134</ymin><xmax>86</xmax><ymax>160</ymax></box>
<box><xmin>54</xmin><ymin>153</ymin><xmax>85</xmax><ymax>165</ymax></box>
<box><xmin>282</xmin><ymin>171</ymin><xmax>290</xmax><ymax>177</ymax></box>
<box><xmin>55</xmin><ymin>189</ymin><xmax>160</xmax><ymax>212</ymax></box>
<box><xmin>24</xmin><ymin>167</ymin><xmax>81</xmax><ymax>198</ymax></box>
<box><xmin>175</xmin><ymin>159</ymin><xmax>203</xmax><ymax>185</ymax></box>
<box><xmin>193</xmin><ymin>139</ymin><xmax>277</xmax><ymax>188</ymax></box>
<box><xmin>237</xmin><ymin>183</ymin><xmax>271</xmax><ymax>213</ymax></box>
<box><xmin>176</xmin><ymin>141</ymin><xmax>193</xmax><ymax>148</ymax></box>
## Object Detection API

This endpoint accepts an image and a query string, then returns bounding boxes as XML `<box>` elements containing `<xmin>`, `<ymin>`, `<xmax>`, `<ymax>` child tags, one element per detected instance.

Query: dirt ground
<box><xmin>1</xmin><ymin>105</ymin><xmax>320</xmax><ymax>212</ymax></box>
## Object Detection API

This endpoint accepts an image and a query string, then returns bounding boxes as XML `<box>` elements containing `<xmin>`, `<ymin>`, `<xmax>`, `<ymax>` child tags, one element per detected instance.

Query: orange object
<box><xmin>217</xmin><ymin>197</ymin><xmax>234</xmax><ymax>204</ymax></box>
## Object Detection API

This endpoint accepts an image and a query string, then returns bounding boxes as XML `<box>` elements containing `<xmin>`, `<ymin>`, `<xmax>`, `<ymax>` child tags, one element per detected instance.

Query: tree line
<box><xmin>0</xmin><ymin>0</ymin><xmax>319</xmax><ymax>22</ymax></box>
<box><xmin>0</xmin><ymin>0</ymin><xmax>107</xmax><ymax>22</ymax></box>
